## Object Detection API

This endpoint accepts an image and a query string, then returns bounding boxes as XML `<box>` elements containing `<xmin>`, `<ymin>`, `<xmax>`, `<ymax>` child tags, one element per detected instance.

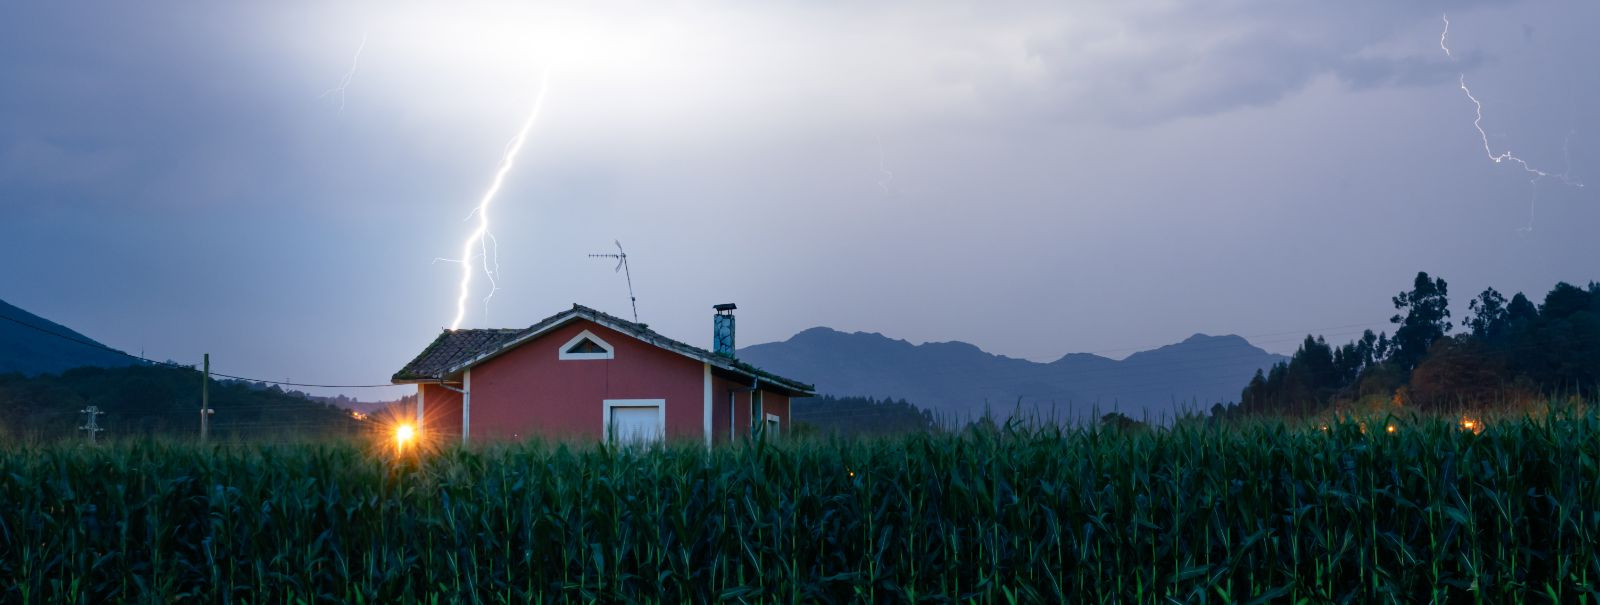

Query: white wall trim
<box><xmin>415</xmin><ymin>385</ymin><xmax>425</xmax><ymax>430</ymax></box>
<box><xmin>462</xmin><ymin>369</ymin><xmax>472</xmax><ymax>446</ymax></box>
<box><xmin>702</xmin><ymin>364</ymin><xmax>712</xmax><ymax>448</ymax></box>
<box><xmin>557</xmin><ymin>329</ymin><xmax>615</xmax><ymax>361</ymax></box>
<box><xmin>752</xmin><ymin>389</ymin><xmax>763</xmax><ymax>428</ymax></box>
<box><xmin>603</xmin><ymin>398</ymin><xmax>666</xmax><ymax>444</ymax></box>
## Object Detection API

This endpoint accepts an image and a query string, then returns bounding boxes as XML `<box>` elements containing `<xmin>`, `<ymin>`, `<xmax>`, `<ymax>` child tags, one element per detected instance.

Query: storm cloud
<box><xmin>0</xmin><ymin>0</ymin><xmax>1594</xmax><ymax>399</ymax></box>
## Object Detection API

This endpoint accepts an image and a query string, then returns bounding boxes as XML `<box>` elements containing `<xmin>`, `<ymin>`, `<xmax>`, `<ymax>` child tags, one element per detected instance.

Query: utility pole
<box><xmin>79</xmin><ymin>406</ymin><xmax>104</xmax><ymax>445</ymax></box>
<box><xmin>200</xmin><ymin>353</ymin><xmax>214</xmax><ymax>441</ymax></box>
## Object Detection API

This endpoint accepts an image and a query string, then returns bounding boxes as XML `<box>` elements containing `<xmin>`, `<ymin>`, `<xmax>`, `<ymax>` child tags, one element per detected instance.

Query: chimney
<box><xmin>713</xmin><ymin>303</ymin><xmax>737</xmax><ymax>357</ymax></box>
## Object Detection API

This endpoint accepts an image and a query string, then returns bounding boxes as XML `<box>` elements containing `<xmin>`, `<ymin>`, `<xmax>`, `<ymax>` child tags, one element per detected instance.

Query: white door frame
<box><xmin>603</xmin><ymin>399</ymin><xmax>666</xmax><ymax>443</ymax></box>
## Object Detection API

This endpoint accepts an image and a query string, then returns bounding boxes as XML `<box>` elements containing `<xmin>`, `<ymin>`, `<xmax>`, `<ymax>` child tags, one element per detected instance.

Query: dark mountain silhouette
<box><xmin>741</xmin><ymin>328</ymin><xmax>1287</xmax><ymax>422</ymax></box>
<box><xmin>0</xmin><ymin>299</ymin><xmax>372</xmax><ymax>439</ymax></box>
<box><xmin>0</xmin><ymin>297</ymin><xmax>136</xmax><ymax>376</ymax></box>
<box><xmin>0</xmin><ymin>365</ymin><xmax>365</xmax><ymax>439</ymax></box>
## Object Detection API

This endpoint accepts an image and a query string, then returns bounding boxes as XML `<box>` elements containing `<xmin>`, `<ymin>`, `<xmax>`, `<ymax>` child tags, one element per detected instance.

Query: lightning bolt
<box><xmin>1458</xmin><ymin>75</ymin><xmax>1553</xmax><ymax>180</ymax></box>
<box><xmin>320</xmin><ymin>33</ymin><xmax>367</xmax><ymax>113</ymax></box>
<box><xmin>447</xmin><ymin>70</ymin><xmax>552</xmax><ymax>330</ymax></box>
<box><xmin>1439</xmin><ymin>14</ymin><xmax>1451</xmax><ymax>58</ymax></box>
<box><xmin>1441</xmin><ymin>13</ymin><xmax>1583</xmax><ymax>232</ymax></box>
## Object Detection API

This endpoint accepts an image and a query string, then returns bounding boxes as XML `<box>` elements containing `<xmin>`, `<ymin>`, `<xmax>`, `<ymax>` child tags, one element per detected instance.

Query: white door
<box><xmin>608</xmin><ymin>403</ymin><xmax>663</xmax><ymax>445</ymax></box>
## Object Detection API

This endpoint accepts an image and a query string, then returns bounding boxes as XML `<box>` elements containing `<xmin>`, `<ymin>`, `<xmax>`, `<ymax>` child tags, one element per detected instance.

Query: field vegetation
<box><xmin>3</xmin><ymin>404</ymin><xmax>1598</xmax><ymax>603</ymax></box>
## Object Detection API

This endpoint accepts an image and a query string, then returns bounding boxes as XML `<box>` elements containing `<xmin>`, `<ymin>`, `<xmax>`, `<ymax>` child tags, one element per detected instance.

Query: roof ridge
<box><xmin>392</xmin><ymin>304</ymin><xmax>814</xmax><ymax>394</ymax></box>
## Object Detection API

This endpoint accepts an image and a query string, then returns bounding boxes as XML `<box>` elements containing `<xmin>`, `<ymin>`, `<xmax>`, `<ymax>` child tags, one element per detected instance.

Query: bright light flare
<box><xmin>448</xmin><ymin>69</ymin><xmax>553</xmax><ymax>330</ymax></box>
<box><xmin>396</xmin><ymin>423</ymin><xmax>416</xmax><ymax>444</ymax></box>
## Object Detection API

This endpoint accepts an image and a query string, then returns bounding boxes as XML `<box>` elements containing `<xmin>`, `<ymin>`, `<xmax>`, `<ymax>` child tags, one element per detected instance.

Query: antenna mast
<box><xmin>589</xmin><ymin>240</ymin><xmax>639</xmax><ymax>323</ymax></box>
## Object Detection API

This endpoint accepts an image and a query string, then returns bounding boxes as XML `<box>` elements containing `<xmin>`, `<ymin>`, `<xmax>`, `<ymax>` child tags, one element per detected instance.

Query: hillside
<box><xmin>741</xmin><ymin>328</ymin><xmax>1287</xmax><ymax>422</ymax></box>
<box><xmin>0</xmin><ymin>298</ymin><xmax>137</xmax><ymax>375</ymax></box>
<box><xmin>0</xmin><ymin>298</ymin><xmax>366</xmax><ymax>439</ymax></box>
<box><xmin>0</xmin><ymin>364</ymin><xmax>364</xmax><ymax>439</ymax></box>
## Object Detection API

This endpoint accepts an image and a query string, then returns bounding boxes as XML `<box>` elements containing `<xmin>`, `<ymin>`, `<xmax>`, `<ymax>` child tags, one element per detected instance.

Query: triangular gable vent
<box><xmin>558</xmin><ymin>330</ymin><xmax>615</xmax><ymax>360</ymax></box>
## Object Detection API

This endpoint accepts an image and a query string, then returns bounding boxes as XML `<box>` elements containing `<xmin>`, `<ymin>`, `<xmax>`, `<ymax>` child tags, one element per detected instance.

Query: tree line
<box><xmin>792</xmin><ymin>395</ymin><xmax>939</xmax><ymax>436</ymax></box>
<box><xmin>1225</xmin><ymin>272</ymin><xmax>1600</xmax><ymax>416</ymax></box>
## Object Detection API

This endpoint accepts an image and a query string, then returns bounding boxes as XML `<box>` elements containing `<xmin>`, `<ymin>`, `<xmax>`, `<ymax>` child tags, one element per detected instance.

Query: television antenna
<box><xmin>588</xmin><ymin>240</ymin><xmax>639</xmax><ymax>323</ymax></box>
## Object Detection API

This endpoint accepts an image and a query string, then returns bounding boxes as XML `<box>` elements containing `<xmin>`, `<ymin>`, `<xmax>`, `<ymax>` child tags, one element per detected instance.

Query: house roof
<box><xmin>391</xmin><ymin>304</ymin><xmax>815</xmax><ymax>396</ymax></box>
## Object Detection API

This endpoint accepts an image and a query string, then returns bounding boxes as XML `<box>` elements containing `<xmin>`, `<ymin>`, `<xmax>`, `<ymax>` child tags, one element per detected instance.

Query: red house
<box><xmin>391</xmin><ymin>303</ymin><xmax>814</xmax><ymax>445</ymax></box>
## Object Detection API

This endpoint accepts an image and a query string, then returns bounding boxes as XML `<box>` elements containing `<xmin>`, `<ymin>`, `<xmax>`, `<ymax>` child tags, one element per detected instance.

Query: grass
<box><xmin>1</xmin><ymin>405</ymin><xmax>1599</xmax><ymax>603</ymax></box>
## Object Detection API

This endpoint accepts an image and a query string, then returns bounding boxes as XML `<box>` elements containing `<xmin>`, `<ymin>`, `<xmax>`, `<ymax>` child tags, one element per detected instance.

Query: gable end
<box><xmin>558</xmin><ymin>329</ymin><xmax>615</xmax><ymax>360</ymax></box>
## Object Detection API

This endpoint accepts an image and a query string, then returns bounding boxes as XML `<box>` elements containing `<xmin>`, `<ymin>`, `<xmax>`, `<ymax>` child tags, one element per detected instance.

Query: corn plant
<box><xmin>1</xmin><ymin>406</ymin><xmax>1598</xmax><ymax>603</ymax></box>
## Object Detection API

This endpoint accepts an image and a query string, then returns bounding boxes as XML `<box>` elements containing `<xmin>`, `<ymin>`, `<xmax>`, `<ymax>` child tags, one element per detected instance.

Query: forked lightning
<box><xmin>1441</xmin><ymin>13</ymin><xmax>1583</xmax><ymax>231</ymax></box>
<box><xmin>447</xmin><ymin>70</ymin><xmax>553</xmax><ymax>330</ymax></box>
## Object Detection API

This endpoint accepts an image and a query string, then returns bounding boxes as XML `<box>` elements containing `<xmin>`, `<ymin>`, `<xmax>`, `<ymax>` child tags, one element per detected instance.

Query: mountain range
<box><xmin>3</xmin><ymin>295</ymin><xmax>1287</xmax><ymax>425</ymax></box>
<box><xmin>0</xmin><ymin>297</ymin><xmax>135</xmax><ymax>376</ymax></box>
<box><xmin>740</xmin><ymin>328</ymin><xmax>1288</xmax><ymax>423</ymax></box>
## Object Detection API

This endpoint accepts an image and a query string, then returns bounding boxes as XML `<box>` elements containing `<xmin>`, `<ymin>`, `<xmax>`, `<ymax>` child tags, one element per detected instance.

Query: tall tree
<box><xmin>1390</xmin><ymin>272</ymin><xmax>1451</xmax><ymax>372</ymax></box>
<box><xmin>1506</xmin><ymin>292</ymin><xmax>1539</xmax><ymax>324</ymax></box>
<box><xmin>1409</xmin><ymin>336</ymin><xmax>1508</xmax><ymax>409</ymax></box>
<box><xmin>1540</xmin><ymin>282</ymin><xmax>1592</xmax><ymax>321</ymax></box>
<box><xmin>1464</xmin><ymin>287</ymin><xmax>1509</xmax><ymax>339</ymax></box>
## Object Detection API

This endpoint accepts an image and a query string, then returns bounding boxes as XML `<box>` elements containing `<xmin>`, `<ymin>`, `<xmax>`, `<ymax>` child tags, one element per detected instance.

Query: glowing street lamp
<box><xmin>396</xmin><ymin>424</ymin><xmax>416</xmax><ymax>454</ymax></box>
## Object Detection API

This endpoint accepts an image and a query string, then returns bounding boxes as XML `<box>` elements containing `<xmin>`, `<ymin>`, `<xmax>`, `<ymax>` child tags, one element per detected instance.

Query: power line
<box><xmin>205</xmin><ymin>373</ymin><xmax>394</xmax><ymax>389</ymax></box>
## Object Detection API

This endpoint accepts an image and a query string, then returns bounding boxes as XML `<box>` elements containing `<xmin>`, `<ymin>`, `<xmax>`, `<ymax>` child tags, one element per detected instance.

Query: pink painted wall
<box><xmin>765</xmin><ymin>393</ymin><xmax>791</xmax><ymax>433</ymax></box>
<box><xmin>711</xmin><ymin>375</ymin><xmax>745</xmax><ymax>443</ymax></box>
<box><xmin>418</xmin><ymin>382</ymin><xmax>463</xmax><ymax>440</ymax></box>
<box><xmin>460</xmin><ymin>319</ymin><xmax>707</xmax><ymax>442</ymax></box>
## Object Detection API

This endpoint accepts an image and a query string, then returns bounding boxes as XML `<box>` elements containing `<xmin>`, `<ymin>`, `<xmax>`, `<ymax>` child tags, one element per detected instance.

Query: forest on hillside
<box><xmin>1224</xmin><ymin>273</ymin><xmax>1600</xmax><ymax>417</ymax></box>
<box><xmin>792</xmin><ymin>395</ymin><xmax>939</xmax><ymax>435</ymax></box>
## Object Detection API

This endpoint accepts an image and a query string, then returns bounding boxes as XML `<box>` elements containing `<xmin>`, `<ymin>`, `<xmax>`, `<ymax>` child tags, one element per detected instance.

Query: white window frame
<box><xmin>558</xmin><ymin>330</ymin><xmax>615</xmax><ymax>361</ymax></box>
<box><xmin>603</xmin><ymin>399</ymin><xmax>666</xmax><ymax>444</ymax></box>
<box><xmin>764</xmin><ymin>412</ymin><xmax>780</xmax><ymax>436</ymax></box>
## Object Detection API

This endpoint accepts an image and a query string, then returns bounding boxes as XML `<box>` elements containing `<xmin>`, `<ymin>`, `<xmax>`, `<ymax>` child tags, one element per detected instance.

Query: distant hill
<box><xmin>0</xmin><ymin>297</ymin><xmax>135</xmax><ymax>375</ymax></box>
<box><xmin>0</xmin><ymin>364</ymin><xmax>364</xmax><ymax>439</ymax></box>
<box><xmin>0</xmin><ymin>298</ymin><xmax>369</xmax><ymax>439</ymax></box>
<box><xmin>741</xmin><ymin>328</ymin><xmax>1288</xmax><ymax>422</ymax></box>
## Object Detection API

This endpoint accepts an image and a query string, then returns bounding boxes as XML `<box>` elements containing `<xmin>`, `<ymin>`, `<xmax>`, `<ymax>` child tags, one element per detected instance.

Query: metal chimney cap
<box><xmin>713</xmin><ymin>303</ymin><xmax>738</xmax><ymax>312</ymax></box>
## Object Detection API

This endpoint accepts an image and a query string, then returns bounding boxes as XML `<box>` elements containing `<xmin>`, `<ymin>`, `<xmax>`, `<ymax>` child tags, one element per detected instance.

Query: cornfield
<box><xmin>3</xmin><ymin>409</ymin><xmax>1599</xmax><ymax>603</ymax></box>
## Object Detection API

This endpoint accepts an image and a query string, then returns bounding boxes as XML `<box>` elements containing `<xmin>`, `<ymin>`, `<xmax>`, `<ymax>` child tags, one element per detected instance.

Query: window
<box><xmin>604</xmin><ymin>399</ymin><xmax>664</xmax><ymax>445</ymax></box>
<box><xmin>558</xmin><ymin>330</ymin><xmax>614</xmax><ymax>360</ymax></box>
<box><xmin>764</xmin><ymin>413</ymin><xmax>780</xmax><ymax>436</ymax></box>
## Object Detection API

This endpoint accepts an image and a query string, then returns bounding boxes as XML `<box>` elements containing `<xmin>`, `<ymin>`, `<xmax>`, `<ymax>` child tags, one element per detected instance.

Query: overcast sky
<box><xmin>2</xmin><ymin>0</ymin><xmax>1597</xmax><ymax>399</ymax></box>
